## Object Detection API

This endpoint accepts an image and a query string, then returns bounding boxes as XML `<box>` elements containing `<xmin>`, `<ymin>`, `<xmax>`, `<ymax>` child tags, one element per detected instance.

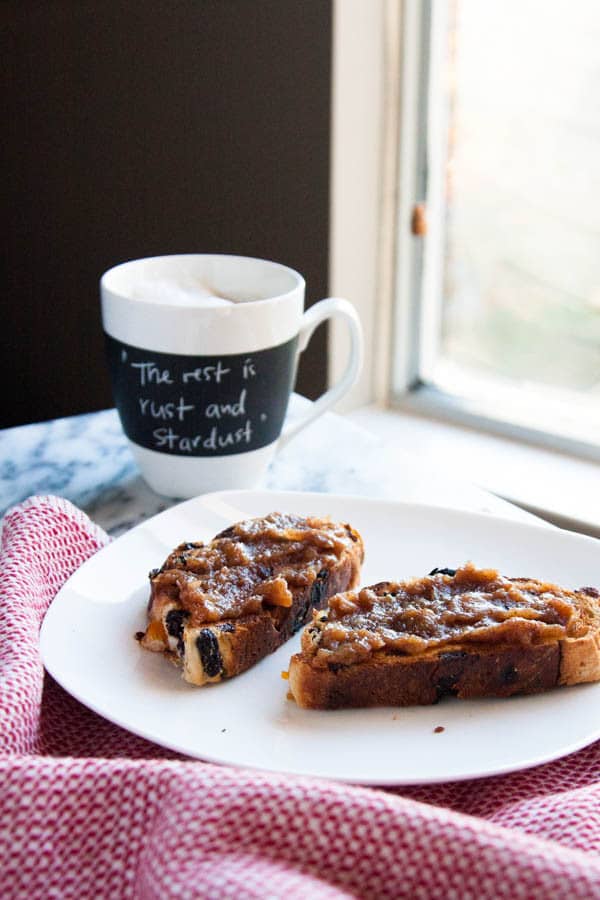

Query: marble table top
<box><xmin>0</xmin><ymin>395</ymin><xmax>540</xmax><ymax>536</ymax></box>
<box><xmin>0</xmin><ymin>395</ymin><xmax>544</xmax><ymax>535</ymax></box>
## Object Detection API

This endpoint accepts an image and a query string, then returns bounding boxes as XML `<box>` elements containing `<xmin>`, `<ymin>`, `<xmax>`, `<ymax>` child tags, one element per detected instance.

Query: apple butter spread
<box><xmin>303</xmin><ymin>562</ymin><xmax>587</xmax><ymax>668</ymax></box>
<box><xmin>149</xmin><ymin>513</ymin><xmax>362</xmax><ymax>627</ymax></box>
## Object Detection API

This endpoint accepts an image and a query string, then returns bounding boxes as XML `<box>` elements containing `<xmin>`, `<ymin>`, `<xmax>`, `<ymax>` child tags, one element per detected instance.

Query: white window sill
<box><xmin>347</xmin><ymin>405</ymin><xmax>600</xmax><ymax>538</ymax></box>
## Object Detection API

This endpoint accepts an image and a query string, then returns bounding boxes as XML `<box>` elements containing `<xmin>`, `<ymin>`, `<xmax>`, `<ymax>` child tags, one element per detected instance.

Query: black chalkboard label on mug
<box><xmin>105</xmin><ymin>333</ymin><xmax>299</xmax><ymax>457</ymax></box>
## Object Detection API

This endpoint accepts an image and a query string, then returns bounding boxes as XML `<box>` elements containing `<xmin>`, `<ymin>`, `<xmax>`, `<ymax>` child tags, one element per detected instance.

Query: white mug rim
<box><xmin>100</xmin><ymin>253</ymin><xmax>306</xmax><ymax>309</ymax></box>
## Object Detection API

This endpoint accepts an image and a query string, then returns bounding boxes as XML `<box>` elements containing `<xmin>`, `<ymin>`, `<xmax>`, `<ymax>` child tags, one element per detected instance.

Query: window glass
<box><xmin>438</xmin><ymin>0</ymin><xmax>600</xmax><ymax>400</ymax></box>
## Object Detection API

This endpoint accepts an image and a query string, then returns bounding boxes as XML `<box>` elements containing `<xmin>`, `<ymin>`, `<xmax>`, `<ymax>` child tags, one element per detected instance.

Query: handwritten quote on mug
<box><xmin>105</xmin><ymin>335</ymin><xmax>298</xmax><ymax>456</ymax></box>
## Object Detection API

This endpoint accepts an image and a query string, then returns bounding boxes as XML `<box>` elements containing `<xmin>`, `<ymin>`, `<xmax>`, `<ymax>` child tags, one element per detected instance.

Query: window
<box><xmin>391</xmin><ymin>0</ymin><xmax>600</xmax><ymax>457</ymax></box>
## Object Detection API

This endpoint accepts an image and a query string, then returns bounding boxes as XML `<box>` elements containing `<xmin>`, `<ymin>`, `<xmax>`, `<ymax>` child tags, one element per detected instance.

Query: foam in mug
<box><xmin>128</xmin><ymin>275</ymin><xmax>234</xmax><ymax>308</ymax></box>
<box><xmin>101</xmin><ymin>254</ymin><xmax>363</xmax><ymax>498</ymax></box>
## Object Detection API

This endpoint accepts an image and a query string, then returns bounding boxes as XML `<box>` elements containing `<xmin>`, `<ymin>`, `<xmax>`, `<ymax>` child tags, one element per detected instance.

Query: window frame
<box><xmin>329</xmin><ymin>0</ymin><xmax>600</xmax><ymax>463</ymax></box>
<box><xmin>395</xmin><ymin>0</ymin><xmax>600</xmax><ymax>461</ymax></box>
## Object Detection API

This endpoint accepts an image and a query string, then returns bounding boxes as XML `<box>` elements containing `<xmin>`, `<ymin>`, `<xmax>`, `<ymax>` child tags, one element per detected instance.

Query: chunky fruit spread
<box><xmin>149</xmin><ymin>513</ymin><xmax>362</xmax><ymax>627</ymax></box>
<box><xmin>303</xmin><ymin>562</ymin><xmax>587</xmax><ymax>667</ymax></box>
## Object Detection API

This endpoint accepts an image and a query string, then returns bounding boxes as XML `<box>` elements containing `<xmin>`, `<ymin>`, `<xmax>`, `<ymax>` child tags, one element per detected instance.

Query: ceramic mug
<box><xmin>100</xmin><ymin>254</ymin><xmax>363</xmax><ymax>498</ymax></box>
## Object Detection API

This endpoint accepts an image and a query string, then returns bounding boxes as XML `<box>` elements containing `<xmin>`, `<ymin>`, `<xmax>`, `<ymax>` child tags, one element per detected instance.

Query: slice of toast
<box><xmin>139</xmin><ymin>512</ymin><xmax>364</xmax><ymax>685</ymax></box>
<box><xmin>288</xmin><ymin>562</ymin><xmax>600</xmax><ymax>709</ymax></box>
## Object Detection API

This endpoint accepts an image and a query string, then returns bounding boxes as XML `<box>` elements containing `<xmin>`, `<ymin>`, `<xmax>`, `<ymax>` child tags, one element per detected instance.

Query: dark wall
<box><xmin>3</xmin><ymin>1</ymin><xmax>332</xmax><ymax>428</ymax></box>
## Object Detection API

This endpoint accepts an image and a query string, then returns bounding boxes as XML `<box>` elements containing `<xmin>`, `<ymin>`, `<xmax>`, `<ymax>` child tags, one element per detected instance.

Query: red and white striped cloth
<box><xmin>1</xmin><ymin>495</ymin><xmax>599</xmax><ymax>899</ymax></box>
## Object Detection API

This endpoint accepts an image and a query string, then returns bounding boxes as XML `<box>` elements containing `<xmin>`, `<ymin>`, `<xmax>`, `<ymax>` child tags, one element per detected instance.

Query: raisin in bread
<box><xmin>139</xmin><ymin>512</ymin><xmax>364</xmax><ymax>685</ymax></box>
<box><xmin>288</xmin><ymin>562</ymin><xmax>600</xmax><ymax>709</ymax></box>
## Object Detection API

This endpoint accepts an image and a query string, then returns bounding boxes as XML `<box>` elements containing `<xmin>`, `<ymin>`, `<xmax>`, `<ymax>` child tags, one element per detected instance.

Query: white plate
<box><xmin>40</xmin><ymin>490</ymin><xmax>600</xmax><ymax>785</ymax></box>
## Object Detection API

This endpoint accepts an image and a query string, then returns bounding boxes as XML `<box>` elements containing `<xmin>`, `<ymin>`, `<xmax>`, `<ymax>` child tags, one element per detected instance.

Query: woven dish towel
<box><xmin>1</xmin><ymin>495</ymin><xmax>599</xmax><ymax>900</ymax></box>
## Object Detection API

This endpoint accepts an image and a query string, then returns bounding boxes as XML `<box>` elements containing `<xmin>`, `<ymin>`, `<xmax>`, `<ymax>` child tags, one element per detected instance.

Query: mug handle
<box><xmin>278</xmin><ymin>297</ymin><xmax>363</xmax><ymax>448</ymax></box>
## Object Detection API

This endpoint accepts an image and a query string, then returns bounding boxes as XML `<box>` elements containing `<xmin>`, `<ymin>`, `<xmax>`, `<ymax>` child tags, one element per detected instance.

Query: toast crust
<box><xmin>289</xmin><ymin>643</ymin><xmax>561</xmax><ymax>709</ymax></box>
<box><xmin>559</xmin><ymin>589</ymin><xmax>600</xmax><ymax>685</ymax></box>
<box><xmin>140</xmin><ymin>513</ymin><xmax>364</xmax><ymax>685</ymax></box>
<box><xmin>288</xmin><ymin>567</ymin><xmax>600</xmax><ymax>709</ymax></box>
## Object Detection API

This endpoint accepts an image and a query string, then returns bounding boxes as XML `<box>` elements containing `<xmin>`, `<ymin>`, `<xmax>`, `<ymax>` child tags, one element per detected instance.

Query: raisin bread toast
<box><xmin>288</xmin><ymin>562</ymin><xmax>600</xmax><ymax>709</ymax></box>
<box><xmin>139</xmin><ymin>512</ymin><xmax>364</xmax><ymax>685</ymax></box>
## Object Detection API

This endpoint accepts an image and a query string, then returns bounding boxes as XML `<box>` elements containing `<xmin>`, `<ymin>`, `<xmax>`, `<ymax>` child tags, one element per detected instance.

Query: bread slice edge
<box><xmin>289</xmin><ymin>627</ymin><xmax>600</xmax><ymax>710</ymax></box>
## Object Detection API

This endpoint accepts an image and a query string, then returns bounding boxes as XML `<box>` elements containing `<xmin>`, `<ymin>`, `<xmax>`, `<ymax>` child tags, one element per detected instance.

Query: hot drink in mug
<box><xmin>100</xmin><ymin>254</ymin><xmax>362</xmax><ymax>498</ymax></box>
